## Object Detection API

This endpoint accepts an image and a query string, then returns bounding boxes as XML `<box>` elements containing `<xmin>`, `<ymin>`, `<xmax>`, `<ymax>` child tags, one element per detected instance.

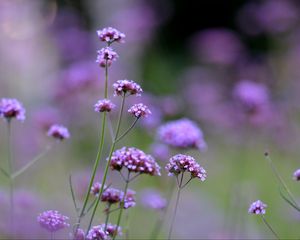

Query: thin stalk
<box><xmin>150</xmin><ymin>210</ymin><xmax>164</xmax><ymax>239</ymax></box>
<box><xmin>265</xmin><ymin>154</ymin><xmax>298</xmax><ymax>206</ymax></box>
<box><xmin>104</xmin><ymin>60</ymin><xmax>108</xmax><ymax>98</ymax></box>
<box><xmin>180</xmin><ymin>177</ymin><xmax>193</xmax><ymax>189</ymax></box>
<box><xmin>87</xmin><ymin>95</ymin><xmax>126</xmax><ymax>233</ymax></box>
<box><xmin>7</xmin><ymin>120</ymin><xmax>14</xmax><ymax>234</ymax></box>
<box><xmin>115</xmin><ymin>117</ymin><xmax>139</xmax><ymax>143</ymax></box>
<box><xmin>168</xmin><ymin>173</ymin><xmax>184</xmax><ymax>239</ymax></box>
<box><xmin>69</xmin><ymin>175</ymin><xmax>79</xmax><ymax>214</ymax></box>
<box><xmin>104</xmin><ymin>204</ymin><xmax>111</xmax><ymax>231</ymax></box>
<box><xmin>261</xmin><ymin>215</ymin><xmax>279</xmax><ymax>239</ymax></box>
<box><xmin>113</xmin><ymin>171</ymin><xmax>130</xmax><ymax>240</ymax></box>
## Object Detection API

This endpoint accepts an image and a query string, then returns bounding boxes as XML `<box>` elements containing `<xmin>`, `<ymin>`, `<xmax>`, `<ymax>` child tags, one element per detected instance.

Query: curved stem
<box><xmin>115</xmin><ymin>117</ymin><xmax>139</xmax><ymax>143</ymax></box>
<box><xmin>261</xmin><ymin>215</ymin><xmax>279</xmax><ymax>239</ymax></box>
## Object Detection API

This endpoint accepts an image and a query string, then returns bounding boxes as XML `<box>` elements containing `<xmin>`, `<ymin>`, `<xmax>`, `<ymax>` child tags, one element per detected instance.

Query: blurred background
<box><xmin>1</xmin><ymin>0</ymin><xmax>300</xmax><ymax>238</ymax></box>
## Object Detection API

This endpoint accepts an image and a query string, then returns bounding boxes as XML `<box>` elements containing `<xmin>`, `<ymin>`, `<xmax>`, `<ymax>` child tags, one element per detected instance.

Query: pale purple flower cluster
<box><xmin>293</xmin><ymin>169</ymin><xmax>300</xmax><ymax>181</ymax></box>
<box><xmin>0</xmin><ymin>98</ymin><xmax>25</xmax><ymax>121</ymax></box>
<box><xmin>248</xmin><ymin>200</ymin><xmax>267</xmax><ymax>215</ymax></box>
<box><xmin>110</xmin><ymin>147</ymin><xmax>161</xmax><ymax>176</ymax></box>
<box><xmin>113</xmin><ymin>80</ymin><xmax>143</xmax><ymax>96</ymax></box>
<box><xmin>128</xmin><ymin>103</ymin><xmax>151</xmax><ymax>118</ymax></box>
<box><xmin>37</xmin><ymin>210</ymin><xmax>70</xmax><ymax>232</ymax></box>
<box><xmin>94</xmin><ymin>99</ymin><xmax>115</xmax><ymax>112</ymax></box>
<box><xmin>86</xmin><ymin>225</ymin><xmax>108</xmax><ymax>240</ymax></box>
<box><xmin>96</xmin><ymin>47</ymin><xmax>118</xmax><ymax>67</ymax></box>
<box><xmin>47</xmin><ymin>124</ymin><xmax>70</xmax><ymax>140</ymax></box>
<box><xmin>141</xmin><ymin>189</ymin><xmax>167</xmax><ymax>210</ymax></box>
<box><xmin>158</xmin><ymin>118</ymin><xmax>207</xmax><ymax>151</ymax></box>
<box><xmin>74</xmin><ymin>228</ymin><xmax>85</xmax><ymax>240</ymax></box>
<box><xmin>97</xmin><ymin>27</ymin><xmax>125</xmax><ymax>44</ymax></box>
<box><xmin>166</xmin><ymin>154</ymin><xmax>207</xmax><ymax>181</ymax></box>
<box><xmin>100</xmin><ymin>223</ymin><xmax>122</xmax><ymax>237</ymax></box>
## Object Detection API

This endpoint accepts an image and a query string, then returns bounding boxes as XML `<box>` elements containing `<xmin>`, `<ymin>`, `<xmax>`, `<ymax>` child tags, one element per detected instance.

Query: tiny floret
<box><xmin>100</xmin><ymin>223</ymin><xmax>122</xmax><ymax>237</ymax></box>
<box><xmin>113</xmin><ymin>80</ymin><xmax>143</xmax><ymax>96</ymax></box>
<box><xmin>0</xmin><ymin>98</ymin><xmax>25</xmax><ymax>121</ymax></box>
<box><xmin>96</xmin><ymin>47</ymin><xmax>118</xmax><ymax>67</ymax></box>
<box><xmin>37</xmin><ymin>210</ymin><xmax>69</xmax><ymax>232</ymax></box>
<box><xmin>166</xmin><ymin>154</ymin><xmax>207</xmax><ymax>181</ymax></box>
<box><xmin>248</xmin><ymin>200</ymin><xmax>267</xmax><ymax>215</ymax></box>
<box><xmin>47</xmin><ymin>124</ymin><xmax>70</xmax><ymax>140</ymax></box>
<box><xmin>128</xmin><ymin>103</ymin><xmax>151</xmax><ymax>118</ymax></box>
<box><xmin>293</xmin><ymin>169</ymin><xmax>300</xmax><ymax>181</ymax></box>
<box><xmin>94</xmin><ymin>99</ymin><xmax>115</xmax><ymax>112</ymax></box>
<box><xmin>86</xmin><ymin>225</ymin><xmax>108</xmax><ymax>240</ymax></box>
<box><xmin>110</xmin><ymin>147</ymin><xmax>161</xmax><ymax>176</ymax></box>
<box><xmin>97</xmin><ymin>27</ymin><xmax>125</xmax><ymax>44</ymax></box>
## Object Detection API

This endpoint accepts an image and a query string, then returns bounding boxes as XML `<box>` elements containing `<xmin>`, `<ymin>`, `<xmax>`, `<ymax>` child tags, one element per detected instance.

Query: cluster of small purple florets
<box><xmin>0</xmin><ymin>98</ymin><xmax>26</xmax><ymax>121</ymax></box>
<box><xmin>97</xmin><ymin>27</ymin><xmax>125</xmax><ymax>44</ymax></box>
<box><xmin>158</xmin><ymin>118</ymin><xmax>207</xmax><ymax>151</ymax></box>
<box><xmin>37</xmin><ymin>210</ymin><xmax>70</xmax><ymax>232</ymax></box>
<box><xmin>128</xmin><ymin>103</ymin><xmax>151</xmax><ymax>118</ymax></box>
<box><xmin>94</xmin><ymin>99</ymin><xmax>116</xmax><ymax>112</ymax></box>
<box><xmin>100</xmin><ymin>223</ymin><xmax>122</xmax><ymax>237</ymax></box>
<box><xmin>166</xmin><ymin>154</ymin><xmax>207</xmax><ymax>181</ymax></box>
<box><xmin>110</xmin><ymin>147</ymin><xmax>161</xmax><ymax>176</ymax></box>
<box><xmin>113</xmin><ymin>79</ymin><xmax>143</xmax><ymax>97</ymax></box>
<box><xmin>248</xmin><ymin>200</ymin><xmax>267</xmax><ymax>215</ymax></box>
<box><xmin>47</xmin><ymin>124</ymin><xmax>70</xmax><ymax>140</ymax></box>
<box><xmin>86</xmin><ymin>225</ymin><xmax>108</xmax><ymax>240</ymax></box>
<box><xmin>96</xmin><ymin>47</ymin><xmax>119</xmax><ymax>67</ymax></box>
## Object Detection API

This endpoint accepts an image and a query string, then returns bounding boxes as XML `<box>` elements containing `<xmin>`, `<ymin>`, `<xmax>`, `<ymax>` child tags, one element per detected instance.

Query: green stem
<box><xmin>87</xmin><ymin>95</ymin><xmax>126</xmax><ymax>233</ymax></box>
<box><xmin>168</xmin><ymin>173</ymin><xmax>184</xmax><ymax>239</ymax></box>
<box><xmin>104</xmin><ymin>204</ymin><xmax>111</xmax><ymax>231</ymax></box>
<box><xmin>104</xmin><ymin>61</ymin><xmax>108</xmax><ymax>98</ymax></box>
<box><xmin>115</xmin><ymin>117</ymin><xmax>139</xmax><ymax>143</ymax></box>
<box><xmin>113</xmin><ymin>171</ymin><xmax>130</xmax><ymax>240</ymax></box>
<box><xmin>7</xmin><ymin>120</ymin><xmax>14</xmax><ymax>234</ymax></box>
<box><xmin>261</xmin><ymin>215</ymin><xmax>279</xmax><ymax>239</ymax></box>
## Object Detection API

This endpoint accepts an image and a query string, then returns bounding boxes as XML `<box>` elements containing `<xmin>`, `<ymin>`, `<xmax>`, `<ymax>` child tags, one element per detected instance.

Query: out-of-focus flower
<box><xmin>166</xmin><ymin>154</ymin><xmax>207</xmax><ymax>181</ymax></box>
<box><xmin>74</xmin><ymin>228</ymin><xmax>85</xmax><ymax>240</ymax></box>
<box><xmin>293</xmin><ymin>169</ymin><xmax>300</xmax><ymax>181</ymax></box>
<box><xmin>248</xmin><ymin>200</ymin><xmax>267</xmax><ymax>215</ymax></box>
<box><xmin>94</xmin><ymin>99</ymin><xmax>115</xmax><ymax>113</ymax></box>
<box><xmin>150</xmin><ymin>143</ymin><xmax>170</xmax><ymax>161</ymax></box>
<box><xmin>97</xmin><ymin>27</ymin><xmax>125</xmax><ymax>44</ymax></box>
<box><xmin>86</xmin><ymin>225</ymin><xmax>108</xmax><ymax>240</ymax></box>
<box><xmin>100</xmin><ymin>223</ymin><xmax>122</xmax><ymax>238</ymax></box>
<box><xmin>96</xmin><ymin>47</ymin><xmax>118</xmax><ymax>67</ymax></box>
<box><xmin>0</xmin><ymin>98</ymin><xmax>25</xmax><ymax>122</ymax></box>
<box><xmin>140</xmin><ymin>189</ymin><xmax>167</xmax><ymax>210</ymax></box>
<box><xmin>37</xmin><ymin>210</ymin><xmax>69</xmax><ymax>232</ymax></box>
<box><xmin>158</xmin><ymin>118</ymin><xmax>207</xmax><ymax>151</ymax></box>
<box><xmin>113</xmin><ymin>80</ymin><xmax>142</xmax><ymax>97</ymax></box>
<box><xmin>47</xmin><ymin>124</ymin><xmax>70</xmax><ymax>140</ymax></box>
<box><xmin>128</xmin><ymin>103</ymin><xmax>151</xmax><ymax>118</ymax></box>
<box><xmin>110</xmin><ymin>147</ymin><xmax>161</xmax><ymax>176</ymax></box>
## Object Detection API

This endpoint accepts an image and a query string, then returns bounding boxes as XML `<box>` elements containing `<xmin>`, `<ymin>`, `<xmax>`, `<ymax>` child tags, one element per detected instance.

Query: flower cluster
<box><xmin>166</xmin><ymin>154</ymin><xmax>207</xmax><ymax>181</ymax></box>
<box><xmin>0</xmin><ymin>98</ymin><xmax>25</xmax><ymax>121</ymax></box>
<box><xmin>37</xmin><ymin>210</ymin><xmax>69</xmax><ymax>232</ymax></box>
<box><xmin>97</xmin><ymin>27</ymin><xmax>125</xmax><ymax>44</ymax></box>
<box><xmin>158</xmin><ymin>118</ymin><xmax>207</xmax><ymax>151</ymax></box>
<box><xmin>94</xmin><ymin>99</ymin><xmax>115</xmax><ymax>112</ymax></box>
<box><xmin>47</xmin><ymin>124</ymin><xmax>70</xmax><ymax>140</ymax></box>
<box><xmin>74</xmin><ymin>228</ymin><xmax>85</xmax><ymax>240</ymax></box>
<box><xmin>100</xmin><ymin>223</ymin><xmax>122</xmax><ymax>237</ymax></box>
<box><xmin>113</xmin><ymin>80</ymin><xmax>143</xmax><ymax>96</ymax></box>
<box><xmin>293</xmin><ymin>169</ymin><xmax>300</xmax><ymax>181</ymax></box>
<box><xmin>86</xmin><ymin>225</ymin><xmax>108</xmax><ymax>240</ymax></box>
<box><xmin>110</xmin><ymin>147</ymin><xmax>161</xmax><ymax>176</ymax></box>
<box><xmin>248</xmin><ymin>200</ymin><xmax>267</xmax><ymax>215</ymax></box>
<box><xmin>128</xmin><ymin>103</ymin><xmax>151</xmax><ymax>118</ymax></box>
<box><xmin>96</xmin><ymin>47</ymin><xmax>119</xmax><ymax>67</ymax></box>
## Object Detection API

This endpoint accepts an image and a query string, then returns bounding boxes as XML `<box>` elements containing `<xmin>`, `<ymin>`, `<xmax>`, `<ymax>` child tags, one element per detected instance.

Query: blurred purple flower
<box><xmin>140</xmin><ymin>189</ymin><xmax>167</xmax><ymax>210</ymax></box>
<box><xmin>128</xmin><ymin>103</ymin><xmax>151</xmax><ymax>118</ymax></box>
<box><xmin>150</xmin><ymin>143</ymin><xmax>170</xmax><ymax>161</ymax></box>
<box><xmin>248</xmin><ymin>200</ymin><xmax>267</xmax><ymax>215</ymax></box>
<box><xmin>37</xmin><ymin>210</ymin><xmax>69</xmax><ymax>232</ymax></box>
<box><xmin>47</xmin><ymin>124</ymin><xmax>70</xmax><ymax>140</ymax></box>
<box><xmin>113</xmin><ymin>80</ymin><xmax>143</xmax><ymax>97</ymax></box>
<box><xmin>96</xmin><ymin>47</ymin><xmax>119</xmax><ymax>67</ymax></box>
<box><xmin>293</xmin><ymin>169</ymin><xmax>300</xmax><ymax>181</ymax></box>
<box><xmin>94</xmin><ymin>99</ymin><xmax>115</xmax><ymax>113</ymax></box>
<box><xmin>73</xmin><ymin>228</ymin><xmax>85</xmax><ymax>240</ymax></box>
<box><xmin>0</xmin><ymin>98</ymin><xmax>25</xmax><ymax>122</ymax></box>
<box><xmin>86</xmin><ymin>225</ymin><xmax>108</xmax><ymax>240</ymax></box>
<box><xmin>97</xmin><ymin>27</ymin><xmax>125</xmax><ymax>44</ymax></box>
<box><xmin>100</xmin><ymin>223</ymin><xmax>122</xmax><ymax>238</ymax></box>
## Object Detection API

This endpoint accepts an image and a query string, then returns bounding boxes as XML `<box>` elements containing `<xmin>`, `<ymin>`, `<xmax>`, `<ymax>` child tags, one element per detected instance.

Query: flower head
<box><xmin>74</xmin><ymin>228</ymin><xmax>85</xmax><ymax>240</ymax></box>
<box><xmin>37</xmin><ymin>210</ymin><xmax>69</xmax><ymax>232</ymax></box>
<box><xmin>94</xmin><ymin>99</ymin><xmax>115</xmax><ymax>113</ymax></box>
<box><xmin>96</xmin><ymin>47</ymin><xmax>118</xmax><ymax>67</ymax></box>
<box><xmin>166</xmin><ymin>154</ymin><xmax>207</xmax><ymax>181</ymax></box>
<box><xmin>0</xmin><ymin>98</ymin><xmax>25</xmax><ymax>121</ymax></box>
<box><xmin>100</xmin><ymin>223</ymin><xmax>122</xmax><ymax>237</ymax></box>
<box><xmin>128</xmin><ymin>103</ymin><xmax>151</xmax><ymax>118</ymax></box>
<box><xmin>141</xmin><ymin>189</ymin><xmax>167</xmax><ymax>210</ymax></box>
<box><xmin>293</xmin><ymin>169</ymin><xmax>300</xmax><ymax>181</ymax></box>
<box><xmin>158</xmin><ymin>118</ymin><xmax>207</xmax><ymax>151</ymax></box>
<box><xmin>113</xmin><ymin>80</ymin><xmax>143</xmax><ymax>97</ymax></box>
<box><xmin>110</xmin><ymin>147</ymin><xmax>161</xmax><ymax>176</ymax></box>
<box><xmin>97</xmin><ymin>27</ymin><xmax>125</xmax><ymax>44</ymax></box>
<box><xmin>248</xmin><ymin>200</ymin><xmax>267</xmax><ymax>215</ymax></box>
<box><xmin>47</xmin><ymin>124</ymin><xmax>70</xmax><ymax>140</ymax></box>
<box><xmin>86</xmin><ymin>225</ymin><xmax>108</xmax><ymax>240</ymax></box>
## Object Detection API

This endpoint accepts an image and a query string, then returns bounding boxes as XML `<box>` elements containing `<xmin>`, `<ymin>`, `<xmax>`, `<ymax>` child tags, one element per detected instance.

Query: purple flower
<box><xmin>86</xmin><ymin>225</ymin><xmax>108</xmax><ymax>240</ymax></box>
<box><xmin>47</xmin><ymin>124</ymin><xmax>70</xmax><ymax>140</ymax></box>
<box><xmin>100</xmin><ymin>223</ymin><xmax>122</xmax><ymax>237</ymax></box>
<box><xmin>248</xmin><ymin>200</ymin><xmax>267</xmax><ymax>215</ymax></box>
<box><xmin>123</xmin><ymin>189</ymin><xmax>136</xmax><ymax>209</ymax></box>
<box><xmin>166</xmin><ymin>154</ymin><xmax>207</xmax><ymax>181</ymax></box>
<box><xmin>110</xmin><ymin>147</ymin><xmax>161</xmax><ymax>176</ymax></box>
<box><xmin>94</xmin><ymin>99</ymin><xmax>115</xmax><ymax>112</ymax></box>
<box><xmin>37</xmin><ymin>210</ymin><xmax>69</xmax><ymax>232</ymax></box>
<box><xmin>150</xmin><ymin>143</ymin><xmax>170</xmax><ymax>161</ymax></box>
<box><xmin>128</xmin><ymin>103</ymin><xmax>151</xmax><ymax>118</ymax></box>
<box><xmin>113</xmin><ymin>80</ymin><xmax>143</xmax><ymax>97</ymax></box>
<box><xmin>0</xmin><ymin>98</ymin><xmax>25</xmax><ymax>121</ymax></box>
<box><xmin>158</xmin><ymin>118</ymin><xmax>207</xmax><ymax>151</ymax></box>
<box><xmin>141</xmin><ymin>189</ymin><xmax>167</xmax><ymax>210</ymax></box>
<box><xmin>293</xmin><ymin>169</ymin><xmax>300</xmax><ymax>181</ymax></box>
<box><xmin>90</xmin><ymin>182</ymin><xmax>103</xmax><ymax>196</ymax></box>
<box><xmin>74</xmin><ymin>228</ymin><xmax>85</xmax><ymax>240</ymax></box>
<box><xmin>97</xmin><ymin>27</ymin><xmax>125</xmax><ymax>44</ymax></box>
<box><xmin>96</xmin><ymin>47</ymin><xmax>118</xmax><ymax>67</ymax></box>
